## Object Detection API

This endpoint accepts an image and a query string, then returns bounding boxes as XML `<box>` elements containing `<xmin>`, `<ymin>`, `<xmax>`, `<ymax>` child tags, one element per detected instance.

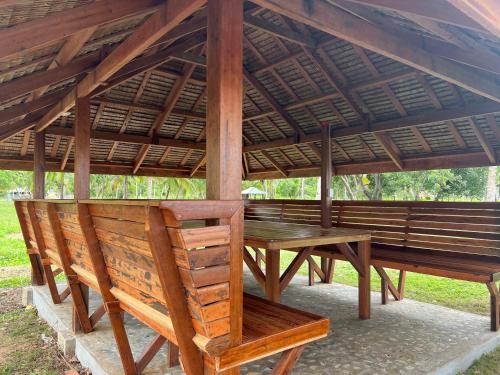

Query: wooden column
<box><xmin>74</xmin><ymin>96</ymin><xmax>91</xmax><ymax>199</ymax></box>
<box><xmin>320</xmin><ymin>122</ymin><xmax>332</xmax><ymax>228</ymax></box>
<box><xmin>320</xmin><ymin>123</ymin><xmax>334</xmax><ymax>282</ymax></box>
<box><xmin>33</xmin><ymin>131</ymin><xmax>45</xmax><ymax>199</ymax></box>
<box><xmin>73</xmin><ymin>95</ymin><xmax>91</xmax><ymax>332</ymax></box>
<box><xmin>206</xmin><ymin>0</ymin><xmax>243</xmax><ymax>201</ymax></box>
<box><xmin>206</xmin><ymin>0</ymin><xmax>244</xmax><ymax>372</ymax></box>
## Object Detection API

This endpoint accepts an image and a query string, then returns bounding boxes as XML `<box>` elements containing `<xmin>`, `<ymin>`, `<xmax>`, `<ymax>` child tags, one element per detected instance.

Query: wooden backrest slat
<box><xmin>245</xmin><ymin>199</ymin><xmax>500</xmax><ymax>258</ymax></box>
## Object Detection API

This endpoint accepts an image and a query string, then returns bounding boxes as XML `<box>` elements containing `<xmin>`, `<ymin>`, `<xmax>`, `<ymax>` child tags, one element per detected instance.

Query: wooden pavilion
<box><xmin>2</xmin><ymin>0</ymin><xmax>500</xmax><ymax>374</ymax></box>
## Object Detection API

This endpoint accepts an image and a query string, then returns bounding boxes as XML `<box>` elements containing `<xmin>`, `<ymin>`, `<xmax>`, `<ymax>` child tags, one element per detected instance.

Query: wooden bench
<box><xmin>18</xmin><ymin>199</ymin><xmax>329</xmax><ymax>374</ymax></box>
<box><xmin>15</xmin><ymin>201</ymin><xmax>72</xmax><ymax>305</ymax></box>
<box><xmin>244</xmin><ymin>199</ymin><xmax>500</xmax><ymax>331</ymax></box>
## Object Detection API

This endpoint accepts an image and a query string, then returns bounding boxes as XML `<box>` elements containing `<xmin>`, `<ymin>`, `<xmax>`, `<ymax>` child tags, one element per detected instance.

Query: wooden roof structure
<box><xmin>0</xmin><ymin>0</ymin><xmax>499</xmax><ymax>180</ymax></box>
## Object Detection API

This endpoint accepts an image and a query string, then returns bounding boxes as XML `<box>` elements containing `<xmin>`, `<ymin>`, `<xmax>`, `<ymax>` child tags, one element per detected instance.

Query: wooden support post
<box><xmin>74</xmin><ymin>95</ymin><xmax>91</xmax><ymax>200</ymax></box>
<box><xmin>206</xmin><ymin>1</ymin><xmax>244</xmax><ymax>371</ymax></box>
<box><xmin>73</xmin><ymin>95</ymin><xmax>91</xmax><ymax>332</ymax></box>
<box><xmin>358</xmin><ymin>240</ymin><xmax>371</xmax><ymax>319</ymax></box>
<box><xmin>206</xmin><ymin>0</ymin><xmax>243</xmax><ymax>201</ymax></box>
<box><xmin>33</xmin><ymin>130</ymin><xmax>45</xmax><ymax>199</ymax></box>
<box><xmin>320</xmin><ymin>122</ymin><xmax>333</xmax><ymax>282</ymax></box>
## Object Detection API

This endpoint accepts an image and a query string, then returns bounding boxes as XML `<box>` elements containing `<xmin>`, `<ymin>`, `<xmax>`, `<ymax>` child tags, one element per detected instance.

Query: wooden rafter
<box><xmin>469</xmin><ymin>118</ymin><xmax>497</xmax><ymax>163</ymax></box>
<box><xmin>35</xmin><ymin>0</ymin><xmax>207</xmax><ymax>133</ymax></box>
<box><xmin>373</xmin><ymin>132</ymin><xmax>404</xmax><ymax>170</ymax></box>
<box><xmin>446</xmin><ymin>121</ymin><xmax>467</xmax><ymax>149</ymax></box>
<box><xmin>251</xmin><ymin>0</ymin><xmax>500</xmax><ymax>103</ymax></box>
<box><xmin>0</xmin><ymin>0</ymin><xmax>162</xmax><ymax>60</ymax></box>
<box><xmin>261</xmin><ymin>150</ymin><xmax>288</xmax><ymax>177</ymax></box>
<box><xmin>447</xmin><ymin>0</ymin><xmax>500</xmax><ymax>37</ymax></box>
<box><xmin>334</xmin><ymin>0</ymin><xmax>486</xmax><ymax>32</ymax></box>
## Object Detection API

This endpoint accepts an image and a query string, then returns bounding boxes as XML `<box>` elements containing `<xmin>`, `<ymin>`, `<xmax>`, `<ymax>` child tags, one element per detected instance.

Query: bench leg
<box><xmin>487</xmin><ymin>282</ymin><xmax>499</xmax><ymax>332</ymax></box>
<box><xmin>381</xmin><ymin>277</ymin><xmax>389</xmax><ymax>305</ymax></box>
<box><xmin>28</xmin><ymin>253</ymin><xmax>45</xmax><ymax>286</ymax></box>
<box><xmin>135</xmin><ymin>334</ymin><xmax>166</xmax><ymax>373</ymax></box>
<box><xmin>358</xmin><ymin>240</ymin><xmax>371</xmax><ymax>320</ymax></box>
<box><xmin>272</xmin><ymin>345</ymin><xmax>305</xmax><ymax>375</ymax></box>
<box><xmin>266</xmin><ymin>250</ymin><xmax>281</xmax><ymax>303</ymax></box>
<box><xmin>307</xmin><ymin>258</ymin><xmax>315</xmax><ymax>286</ymax></box>
<box><xmin>107</xmin><ymin>307</ymin><xmax>137</xmax><ymax>375</ymax></box>
<box><xmin>398</xmin><ymin>271</ymin><xmax>406</xmax><ymax>300</ymax></box>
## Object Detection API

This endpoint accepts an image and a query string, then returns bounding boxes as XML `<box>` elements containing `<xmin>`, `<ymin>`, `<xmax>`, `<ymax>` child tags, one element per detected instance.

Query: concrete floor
<box><xmin>30</xmin><ymin>273</ymin><xmax>500</xmax><ymax>375</ymax></box>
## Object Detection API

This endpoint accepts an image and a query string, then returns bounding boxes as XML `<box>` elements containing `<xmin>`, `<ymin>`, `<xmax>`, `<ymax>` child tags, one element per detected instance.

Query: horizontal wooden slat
<box><xmin>168</xmin><ymin>226</ymin><xmax>231</xmax><ymax>249</ymax></box>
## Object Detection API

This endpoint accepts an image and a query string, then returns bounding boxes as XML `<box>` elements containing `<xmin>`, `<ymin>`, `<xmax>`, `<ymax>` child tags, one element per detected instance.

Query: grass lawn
<box><xmin>0</xmin><ymin>199</ymin><xmax>498</xmax><ymax>373</ymax></box>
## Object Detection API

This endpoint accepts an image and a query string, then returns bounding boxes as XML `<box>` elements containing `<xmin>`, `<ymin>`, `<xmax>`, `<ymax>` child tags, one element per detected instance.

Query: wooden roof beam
<box><xmin>261</xmin><ymin>150</ymin><xmax>288</xmax><ymax>177</ymax></box>
<box><xmin>251</xmin><ymin>0</ymin><xmax>500</xmax><ymax>103</ymax></box>
<box><xmin>447</xmin><ymin>0</ymin><xmax>500</xmax><ymax>37</ymax></box>
<box><xmin>372</xmin><ymin>132</ymin><xmax>404</xmax><ymax>170</ymax></box>
<box><xmin>332</xmin><ymin>1</ymin><xmax>500</xmax><ymax>77</ymax></box>
<box><xmin>246</xmin><ymin>149</ymin><xmax>499</xmax><ymax>179</ymax></box>
<box><xmin>190</xmin><ymin>153</ymin><xmax>207</xmax><ymax>176</ymax></box>
<box><xmin>244</xmin><ymin>14</ymin><xmax>316</xmax><ymax>47</ymax></box>
<box><xmin>0</xmin><ymin>0</ymin><xmax>163</xmax><ymax>61</ymax></box>
<box><xmin>469</xmin><ymin>118</ymin><xmax>497</xmax><ymax>163</ymax></box>
<box><xmin>333</xmin><ymin>0</ymin><xmax>486</xmax><ymax>33</ymax></box>
<box><xmin>35</xmin><ymin>0</ymin><xmax>207</xmax><ymax>132</ymax></box>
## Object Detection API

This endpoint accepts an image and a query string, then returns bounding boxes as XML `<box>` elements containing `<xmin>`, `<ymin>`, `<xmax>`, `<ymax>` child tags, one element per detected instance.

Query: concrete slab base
<box><xmin>31</xmin><ymin>274</ymin><xmax>499</xmax><ymax>375</ymax></box>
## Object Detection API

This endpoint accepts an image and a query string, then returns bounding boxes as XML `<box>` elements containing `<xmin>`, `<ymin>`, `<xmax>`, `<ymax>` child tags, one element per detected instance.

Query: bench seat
<box><xmin>371</xmin><ymin>245</ymin><xmax>500</xmax><ymax>283</ymax></box>
<box><xmin>215</xmin><ymin>293</ymin><xmax>329</xmax><ymax>371</ymax></box>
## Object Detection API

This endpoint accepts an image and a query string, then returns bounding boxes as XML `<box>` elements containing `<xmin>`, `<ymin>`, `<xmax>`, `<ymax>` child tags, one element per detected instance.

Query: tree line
<box><xmin>0</xmin><ymin>166</ymin><xmax>497</xmax><ymax>201</ymax></box>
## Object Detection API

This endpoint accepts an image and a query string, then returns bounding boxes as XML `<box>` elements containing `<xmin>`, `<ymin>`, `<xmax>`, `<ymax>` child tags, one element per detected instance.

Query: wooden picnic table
<box><xmin>243</xmin><ymin>220</ymin><xmax>372</xmax><ymax>319</ymax></box>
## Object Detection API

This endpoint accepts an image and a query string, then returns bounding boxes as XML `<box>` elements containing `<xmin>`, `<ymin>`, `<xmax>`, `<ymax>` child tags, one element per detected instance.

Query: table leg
<box><xmin>358</xmin><ymin>240</ymin><xmax>371</xmax><ymax>319</ymax></box>
<box><xmin>265</xmin><ymin>249</ymin><xmax>281</xmax><ymax>303</ymax></box>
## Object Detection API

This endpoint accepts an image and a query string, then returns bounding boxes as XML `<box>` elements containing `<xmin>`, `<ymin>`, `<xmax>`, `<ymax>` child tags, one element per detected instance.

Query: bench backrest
<box><xmin>17</xmin><ymin>199</ymin><xmax>244</xmax><ymax>358</ymax></box>
<box><xmin>245</xmin><ymin>199</ymin><xmax>500</xmax><ymax>258</ymax></box>
<box><xmin>82</xmin><ymin>200</ymin><xmax>243</xmax><ymax>352</ymax></box>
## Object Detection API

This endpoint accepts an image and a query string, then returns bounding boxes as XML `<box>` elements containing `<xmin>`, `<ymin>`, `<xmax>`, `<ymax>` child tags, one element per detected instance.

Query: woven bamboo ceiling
<box><xmin>0</xmin><ymin>0</ymin><xmax>499</xmax><ymax>179</ymax></box>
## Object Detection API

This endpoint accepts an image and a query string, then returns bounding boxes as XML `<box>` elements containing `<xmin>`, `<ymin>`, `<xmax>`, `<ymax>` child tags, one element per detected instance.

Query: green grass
<box><xmin>0</xmin><ymin>201</ymin><xmax>28</xmax><ymax>268</ymax></box>
<box><xmin>462</xmin><ymin>346</ymin><xmax>500</xmax><ymax>375</ymax></box>
<box><xmin>0</xmin><ymin>308</ymin><xmax>65</xmax><ymax>375</ymax></box>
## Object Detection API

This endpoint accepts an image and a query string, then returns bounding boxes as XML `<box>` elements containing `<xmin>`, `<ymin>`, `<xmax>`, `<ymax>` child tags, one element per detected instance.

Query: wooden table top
<box><xmin>244</xmin><ymin>220</ymin><xmax>371</xmax><ymax>250</ymax></box>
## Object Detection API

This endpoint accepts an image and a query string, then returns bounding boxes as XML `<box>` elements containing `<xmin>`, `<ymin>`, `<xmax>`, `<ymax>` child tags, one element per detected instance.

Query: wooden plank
<box><xmin>470</xmin><ymin>118</ymin><xmax>497</xmax><ymax>163</ymax></box>
<box><xmin>358</xmin><ymin>240</ymin><xmax>371</xmax><ymax>319</ymax></box>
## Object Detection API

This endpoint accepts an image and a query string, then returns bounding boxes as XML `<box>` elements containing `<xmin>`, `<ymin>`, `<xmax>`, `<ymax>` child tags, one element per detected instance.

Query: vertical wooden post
<box><xmin>32</xmin><ymin>131</ymin><xmax>45</xmax><ymax>285</ymax></box>
<box><xmin>320</xmin><ymin>122</ymin><xmax>334</xmax><ymax>281</ymax></box>
<box><xmin>33</xmin><ymin>131</ymin><xmax>45</xmax><ymax>199</ymax></box>
<box><xmin>73</xmin><ymin>95</ymin><xmax>91</xmax><ymax>332</ymax></box>
<box><xmin>74</xmin><ymin>95</ymin><xmax>91</xmax><ymax>200</ymax></box>
<box><xmin>206</xmin><ymin>0</ymin><xmax>243</xmax><ymax>201</ymax></box>
<box><xmin>320</xmin><ymin>123</ymin><xmax>332</xmax><ymax>228</ymax></box>
<box><xmin>206</xmin><ymin>0</ymin><xmax>244</xmax><ymax>371</ymax></box>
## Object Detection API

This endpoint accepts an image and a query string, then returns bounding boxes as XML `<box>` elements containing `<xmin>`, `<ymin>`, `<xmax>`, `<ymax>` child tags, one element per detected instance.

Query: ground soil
<box><xmin>0</xmin><ymin>287</ymin><xmax>90</xmax><ymax>375</ymax></box>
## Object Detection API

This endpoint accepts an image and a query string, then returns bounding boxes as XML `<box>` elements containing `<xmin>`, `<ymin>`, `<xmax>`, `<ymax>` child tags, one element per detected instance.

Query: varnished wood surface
<box><xmin>244</xmin><ymin>220</ymin><xmax>371</xmax><ymax>250</ymax></box>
